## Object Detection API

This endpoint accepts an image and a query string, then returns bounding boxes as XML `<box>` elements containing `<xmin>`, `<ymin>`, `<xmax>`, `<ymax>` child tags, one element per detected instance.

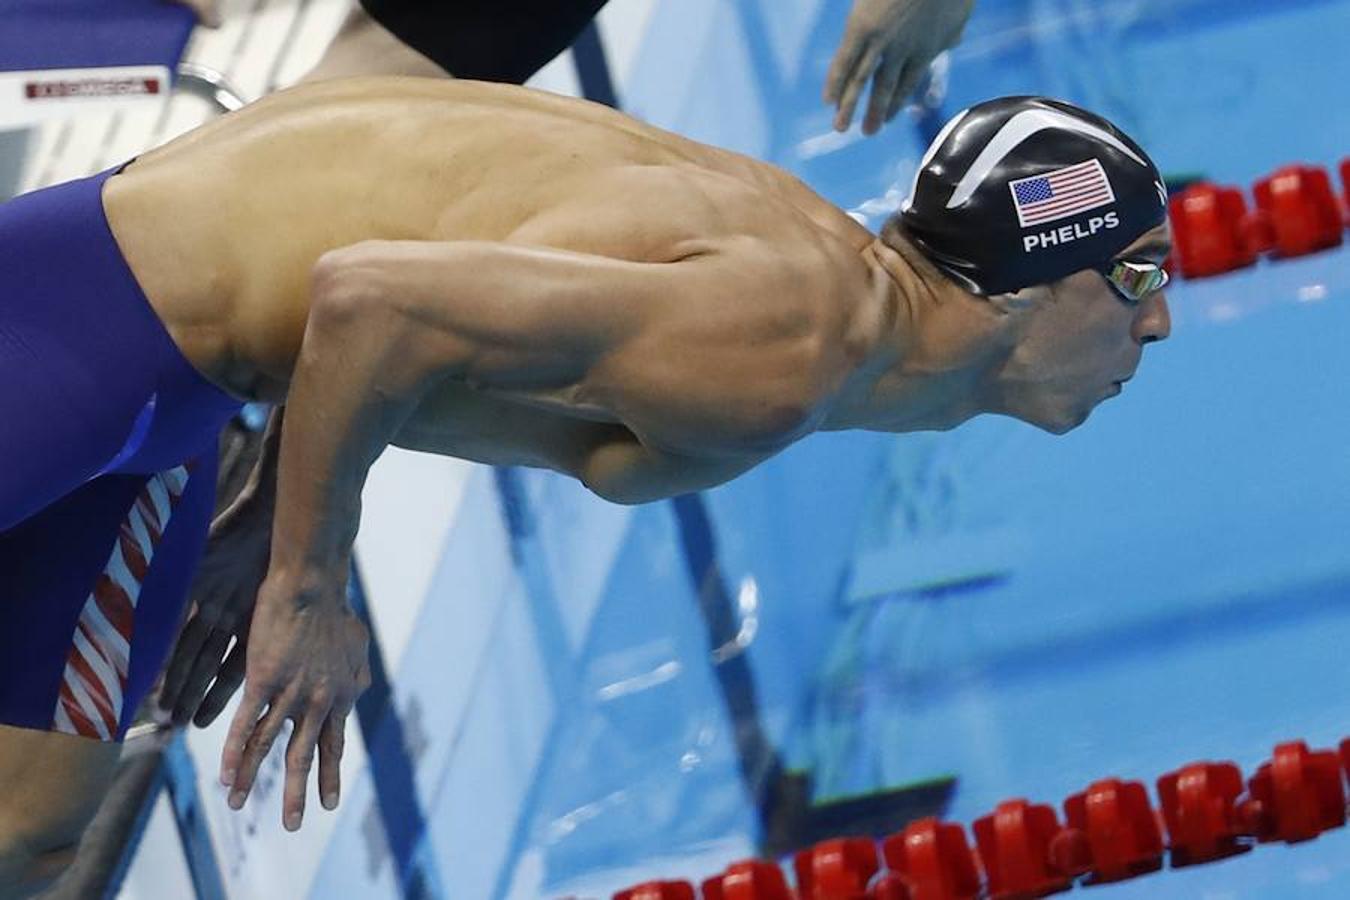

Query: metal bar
<box><xmin>485</xmin><ymin>467</ymin><xmax>579</xmax><ymax>900</ymax></box>
<box><xmin>163</xmin><ymin>734</ymin><xmax>228</xmax><ymax>900</ymax></box>
<box><xmin>175</xmin><ymin>62</ymin><xmax>249</xmax><ymax>113</ymax></box>
<box><xmin>346</xmin><ymin>560</ymin><xmax>447</xmax><ymax>899</ymax></box>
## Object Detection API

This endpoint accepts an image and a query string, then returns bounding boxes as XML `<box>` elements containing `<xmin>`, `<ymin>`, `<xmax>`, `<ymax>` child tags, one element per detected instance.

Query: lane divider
<box><xmin>608</xmin><ymin>736</ymin><xmax>1350</xmax><ymax>900</ymax></box>
<box><xmin>1169</xmin><ymin>157</ymin><xmax>1349</xmax><ymax>279</ymax></box>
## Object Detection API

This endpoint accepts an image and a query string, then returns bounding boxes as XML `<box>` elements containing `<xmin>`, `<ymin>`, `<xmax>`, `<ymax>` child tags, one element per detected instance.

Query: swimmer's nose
<box><xmin>1134</xmin><ymin>291</ymin><xmax>1171</xmax><ymax>345</ymax></box>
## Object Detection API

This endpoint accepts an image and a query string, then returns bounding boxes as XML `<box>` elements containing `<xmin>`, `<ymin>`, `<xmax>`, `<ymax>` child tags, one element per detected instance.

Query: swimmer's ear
<box><xmin>986</xmin><ymin>284</ymin><xmax>1050</xmax><ymax>314</ymax></box>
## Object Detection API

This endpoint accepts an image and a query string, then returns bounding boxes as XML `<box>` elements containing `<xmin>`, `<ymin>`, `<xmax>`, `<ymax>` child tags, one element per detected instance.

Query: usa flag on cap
<box><xmin>1009</xmin><ymin>159</ymin><xmax>1116</xmax><ymax>228</ymax></box>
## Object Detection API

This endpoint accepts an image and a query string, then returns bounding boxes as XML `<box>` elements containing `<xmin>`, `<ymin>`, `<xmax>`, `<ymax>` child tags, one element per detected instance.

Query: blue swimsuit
<box><xmin>0</xmin><ymin>166</ymin><xmax>242</xmax><ymax>740</ymax></box>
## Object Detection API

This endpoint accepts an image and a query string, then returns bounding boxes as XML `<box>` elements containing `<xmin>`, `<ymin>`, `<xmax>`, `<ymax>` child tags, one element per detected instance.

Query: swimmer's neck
<box><xmin>821</xmin><ymin>229</ymin><xmax>1014</xmax><ymax>434</ymax></box>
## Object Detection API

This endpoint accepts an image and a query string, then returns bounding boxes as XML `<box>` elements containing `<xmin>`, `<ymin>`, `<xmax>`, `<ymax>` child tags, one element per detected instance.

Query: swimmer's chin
<box><xmin>1029</xmin><ymin>406</ymin><xmax>1095</xmax><ymax>435</ymax></box>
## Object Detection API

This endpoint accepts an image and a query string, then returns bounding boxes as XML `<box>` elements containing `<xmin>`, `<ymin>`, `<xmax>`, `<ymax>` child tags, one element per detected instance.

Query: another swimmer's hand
<box><xmin>824</xmin><ymin>0</ymin><xmax>974</xmax><ymax>134</ymax></box>
<box><xmin>159</xmin><ymin>494</ymin><xmax>271</xmax><ymax>728</ymax></box>
<box><xmin>161</xmin><ymin>408</ymin><xmax>285</xmax><ymax>728</ymax></box>
<box><xmin>220</xmin><ymin>568</ymin><xmax>371</xmax><ymax>831</ymax></box>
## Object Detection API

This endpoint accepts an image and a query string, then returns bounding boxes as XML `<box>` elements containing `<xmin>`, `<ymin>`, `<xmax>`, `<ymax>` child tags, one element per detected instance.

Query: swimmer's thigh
<box><xmin>0</xmin><ymin>726</ymin><xmax>120</xmax><ymax>898</ymax></box>
<box><xmin>0</xmin><ymin>459</ymin><xmax>218</xmax><ymax>897</ymax></box>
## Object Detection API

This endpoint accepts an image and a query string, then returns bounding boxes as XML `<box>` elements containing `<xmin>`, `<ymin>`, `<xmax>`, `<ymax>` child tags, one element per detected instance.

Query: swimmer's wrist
<box><xmin>266</xmin><ymin>503</ymin><xmax>361</xmax><ymax>598</ymax></box>
<box><xmin>260</xmin><ymin>558</ymin><xmax>351</xmax><ymax>610</ymax></box>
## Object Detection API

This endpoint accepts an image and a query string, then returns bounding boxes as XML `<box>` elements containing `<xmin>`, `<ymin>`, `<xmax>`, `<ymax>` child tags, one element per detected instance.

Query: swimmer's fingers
<box><xmin>220</xmin><ymin>683</ymin><xmax>269</xmax><ymax>794</ymax></box>
<box><xmin>194</xmin><ymin>636</ymin><xmax>249</xmax><ymax>728</ymax></box>
<box><xmin>316</xmin><ymin>704</ymin><xmax>351</xmax><ymax>813</ymax></box>
<box><xmin>887</xmin><ymin>58</ymin><xmax>928</xmax><ymax>123</ymax></box>
<box><xmin>862</xmin><ymin>54</ymin><xmax>907</xmax><ymax>135</ymax></box>
<box><xmin>282</xmin><ymin>706</ymin><xmax>329</xmax><ymax>831</ymax></box>
<box><xmin>883</xmin><ymin>71</ymin><xmax>911</xmax><ymax>125</ymax></box>
<box><xmin>942</xmin><ymin>1</ymin><xmax>974</xmax><ymax>51</ymax></box>
<box><xmin>169</xmin><ymin>627</ymin><xmax>235</xmax><ymax>726</ymax></box>
<box><xmin>828</xmin><ymin>0</ymin><xmax>975</xmax><ymax>132</ymax></box>
<box><xmin>823</xmin><ymin>19</ymin><xmax>868</xmax><ymax>106</ymax></box>
<box><xmin>867</xmin><ymin>38</ymin><xmax>950</xmax><ymax>132</ymax></box>
<box><xmin>833</xmin><ymin>41</ymin><xmax>884</xmax><ymax>133</ymax></box>
<box><xmin>316</xmin><ymin>661</ymin><xmax>369</xmax><ymax>813</ymax></box>
<box><xmin>827</xmin><ymin>0</ymin><xmax>917</xmax><ymax>131</ymax></box>
<box><xmin>161</xmin><ymin>575</ymin><xmax>248</xmax><ymax>723</ymax></box>
<box><xmin>170</xmin><ymin>507</ymin><xmax>270</xmax><ymax>722</ymax></box>
<box><xmin>159</xmin><ymin>613</ymin><xmax>213</xmax><ymax>714</ymax></box>
<box><xmin>226</xmin><ymin>694</ymin><xmax>291</xmax><ymax>810</ymax></box>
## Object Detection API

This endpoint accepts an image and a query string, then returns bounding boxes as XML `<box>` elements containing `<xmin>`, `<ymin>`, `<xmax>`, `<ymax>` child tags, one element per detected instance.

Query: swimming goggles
<box><xmin>1100</xmin><ymin>258</ymin><xmax>1170</xmax><ymax>305</ymax></box>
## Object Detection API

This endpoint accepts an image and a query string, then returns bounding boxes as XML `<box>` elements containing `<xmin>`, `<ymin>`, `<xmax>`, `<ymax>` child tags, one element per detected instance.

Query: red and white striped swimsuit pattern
<box><xmin>52</xmin><ymin>464</ymin><xmax>192</xmax><ymax>740</ymax></box>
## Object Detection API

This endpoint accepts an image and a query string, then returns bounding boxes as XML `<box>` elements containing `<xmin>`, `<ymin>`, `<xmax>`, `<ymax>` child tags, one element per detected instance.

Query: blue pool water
<box><xmin>503</xmin><ymin>2</ymin><xmax>1350</xmax><ymax>897</ymax></box>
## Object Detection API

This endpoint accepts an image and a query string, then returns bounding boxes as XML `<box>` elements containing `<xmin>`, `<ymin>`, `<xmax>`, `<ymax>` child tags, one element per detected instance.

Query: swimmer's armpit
<box><xmin>574</xmin><ymin>427</ymin><xmax>767</xmax><ymax>505</ymax></box>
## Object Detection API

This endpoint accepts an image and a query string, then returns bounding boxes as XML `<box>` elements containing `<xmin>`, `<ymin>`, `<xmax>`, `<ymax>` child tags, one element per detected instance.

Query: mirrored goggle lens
<box><xmin>1108</xmin><ymin>260</ymin><xmax>1169</xmax><ymax>301</ymax></box>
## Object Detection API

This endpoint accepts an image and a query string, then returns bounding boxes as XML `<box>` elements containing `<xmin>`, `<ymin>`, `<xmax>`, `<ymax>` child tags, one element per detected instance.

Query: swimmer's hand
<box><xmin>169</xmin><ymin>0</ymin><xmax>221</xmax><ymax>28</ymax></box>
<box><xmin>161</xmin><ymin>408</ymin><xmax>285</xmax><ymax>728</ymax></box>
<box><xmin>159</xmin><ymin>492</ymin><xmax>271</xmax><ymax>728</ymax></box>
<box><xmin>219</xmin><ymin>568</ymin><xmax>370</xmax><ymax>831</ymax></box>
<box><xmin>824</xmin><ymin>0</ymin><xmax>974</xmax><ymax>134</ymax></box>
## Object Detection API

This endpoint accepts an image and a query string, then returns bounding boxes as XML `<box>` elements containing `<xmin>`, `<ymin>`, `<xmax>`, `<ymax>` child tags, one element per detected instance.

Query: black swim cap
<box><xmin>897</xmin><ymin>96</ymin><xmax>1167</xmax><ymax>296</ymax></box>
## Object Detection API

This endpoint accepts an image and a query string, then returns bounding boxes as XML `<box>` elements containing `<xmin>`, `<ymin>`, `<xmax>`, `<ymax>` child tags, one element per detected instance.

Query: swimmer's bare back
<box><xmin>101</xmin><ymin>76</ymin><xmax>887</xmax><ymax>503</ymax></box>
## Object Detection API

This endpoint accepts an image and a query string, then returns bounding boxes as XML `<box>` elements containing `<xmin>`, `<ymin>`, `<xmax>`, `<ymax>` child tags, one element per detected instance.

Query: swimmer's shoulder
<box><xmin>596</xmin><ymin>228</ymin><xmax>865</xmax><ymax>456</ymax></box>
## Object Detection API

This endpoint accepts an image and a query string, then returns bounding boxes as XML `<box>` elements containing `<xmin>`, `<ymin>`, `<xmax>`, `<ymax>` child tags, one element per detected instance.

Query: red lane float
<box><xmin>615</xmin><ymin>882</ymin><xmax>697</xmax><ymax>900</ymax></box>
<box><xmin>1165</xmin><ymin>157</ymin><xmax>1350</xmax><ymax>280</ymax></box>
<box><xmin>880</xmin><ymin>817</ymin><xmax>981</xmax><ymax>900</ymax></box>
<box><xmin>1059</xmin><ymin>778</ymin><xmax>1164</xmax><ymax>884</ymax></box>
<box><xmin>867</xmin><ymin>874</ymin><xmax>913</xmax><ymax>900</ymax></box>
<box><xmin>793</xmin><ymin>838</ymin><xmax>879</xmax><ymax>900</ymax></box>
<box><xmin>1155</xmin><ymin>761</ymin><xmax>1250</xmax><ymax>867</ymax></box>
<box><xmin>609</xmin><ymin>736</ymin><xmax>1350</xmax><ymax>900</ymax></box>
<box><xmin>1240</xmin><ymin>741</ymin><xmax>1346</xmax><ymax>844</ymax></box>
<box><xmin>1168</xmin><ymin>183</ymin><xmax>1262</xmax><ymax>277</ymax></box>
<box><xmin>971</xmin><ymin>800</ymin><xmax>1073</xmax><ymax>899</ymax></box>
<box><xmin>702</xmin><ymin>860</ymin><xmax>793</xmax><ymax>900</ymax></box>
<box><xmin>1252</xmin><ymin>164</ymin><xmax>1344</xmax><ymax>258</ymax></box>
<box><xmin>1339</xmin><ymin>158</ymin><xmax>1350</xmax><ymax>223</ymax></box>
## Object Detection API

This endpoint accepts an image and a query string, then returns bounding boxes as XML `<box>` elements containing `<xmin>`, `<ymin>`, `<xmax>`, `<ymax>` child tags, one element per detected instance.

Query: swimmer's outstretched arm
<box><xmin>222</xmin><ymin>238</ymin><xmax>742</xmax><ymax>828</ymax></box>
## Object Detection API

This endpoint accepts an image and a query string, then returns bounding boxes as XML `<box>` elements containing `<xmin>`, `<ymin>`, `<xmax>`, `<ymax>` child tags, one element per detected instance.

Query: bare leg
<box><xmin>301</xmin><ymin>5</ymin><xmax>449</xmax><ymax>83</ymax></box>
<box><xmin>0</xmin><ymin>726</ymin><xmax>120</xmax><ymax>900</ymax></box>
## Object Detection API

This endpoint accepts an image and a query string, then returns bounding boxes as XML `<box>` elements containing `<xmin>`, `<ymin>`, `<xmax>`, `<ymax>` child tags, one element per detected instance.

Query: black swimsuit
<box><xmin>358</xmin><ymin>0</ymin><xmax>611</xmax><ymax>84</ymax></box>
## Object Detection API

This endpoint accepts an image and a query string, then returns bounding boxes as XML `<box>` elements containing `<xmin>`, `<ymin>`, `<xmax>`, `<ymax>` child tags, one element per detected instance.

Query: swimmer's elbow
<box><xmin>586</xmin><ymin>487</ymin><xmax>648</xmax><ymax>506</ymax></box>
<box><xmin>578</xmin><ymin>470</ymin><xmax>657</xmax><ymax>506</ymax></box>
<box><xmin>576</xmin><ymin>444</ymin><xmax>668</xmax><ymax>506</ymax></box>
<box><xmin>310</xmin><ymin>244</ymin><xmax>388</xmax><ymax>324</ymax></box>
<box><xmin>308</xmin><ymin>244</ymin><xmax>475</xmax><ymax>381</ymax></box>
